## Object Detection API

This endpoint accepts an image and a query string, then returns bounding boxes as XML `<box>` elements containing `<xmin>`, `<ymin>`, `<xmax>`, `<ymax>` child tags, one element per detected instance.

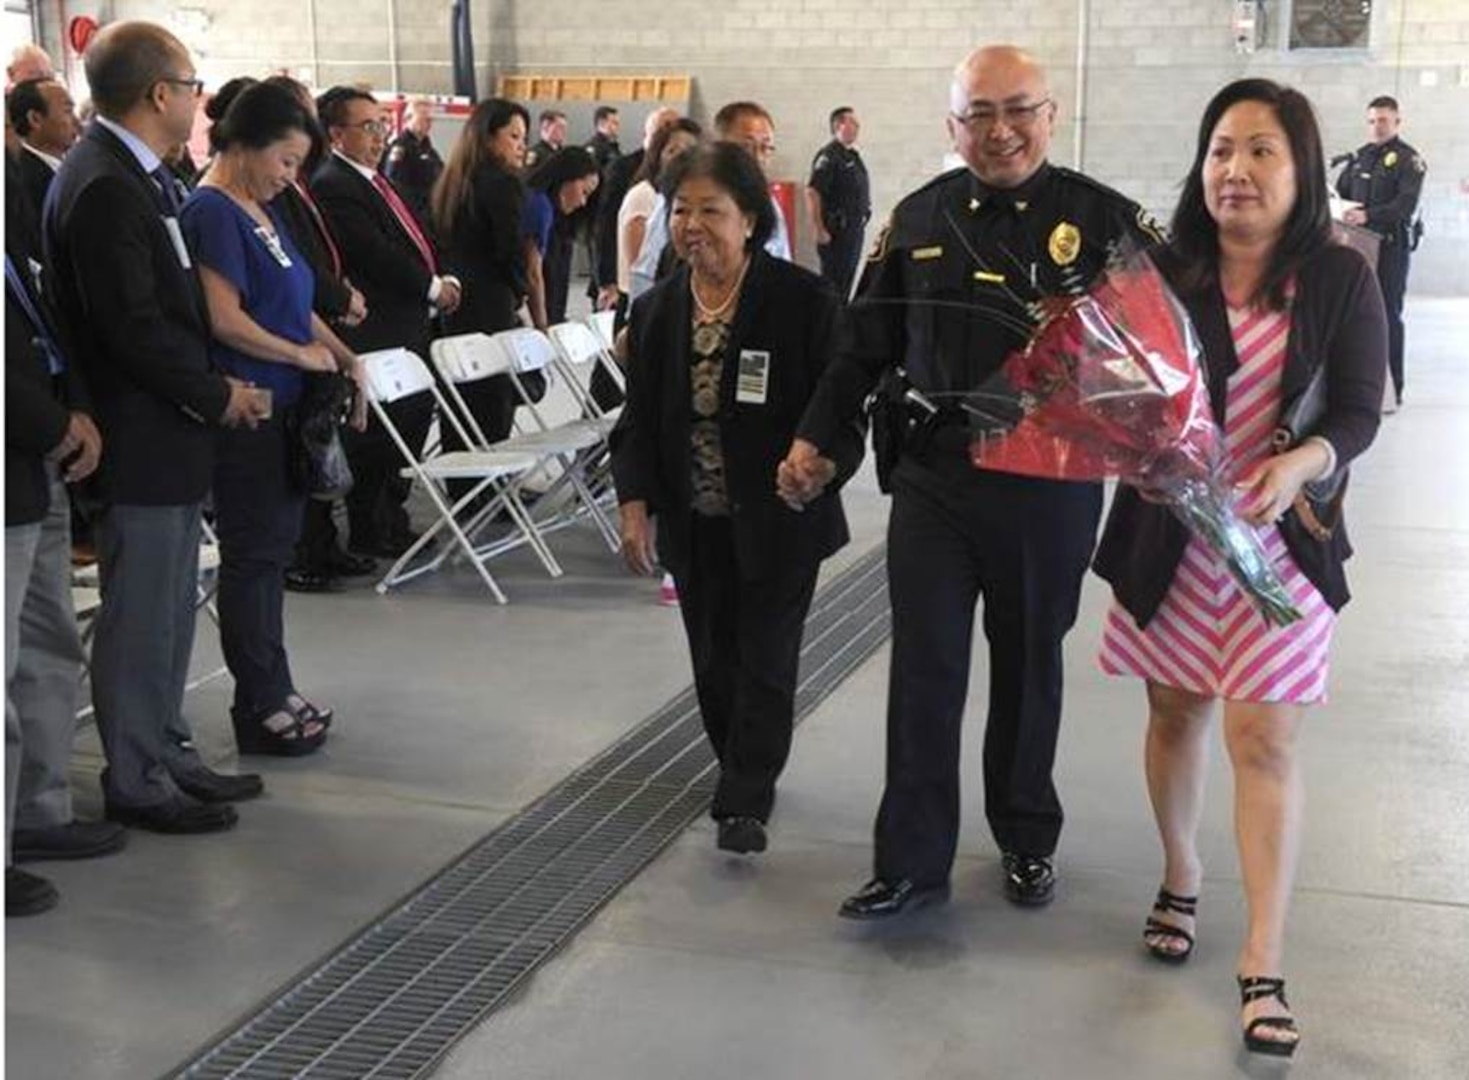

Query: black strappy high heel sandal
<box><xmin>1237</xmin><ymin>975</ymin><xmax>1300</xmax><ymax>1058</ymax></box>
<box><xmin>1143</xmin><ymin>887</ymin><xmax>1197</xmax><ymax>964</ymax></box>
<box><xmin>231</xmin><ymin>706</ymin><xmax>328</xmax><ymax>758</ymax></box>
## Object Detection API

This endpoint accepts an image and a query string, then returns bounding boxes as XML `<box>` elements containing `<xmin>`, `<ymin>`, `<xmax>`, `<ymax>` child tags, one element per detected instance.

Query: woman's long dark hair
<box><xmin>431</xmin><ymin>98</ymin><xmax>530</xmax><ymax>238</ymax></box>
<box><xmin>526</xmin><ymin>145</ymin><xmax>600</xmax><ymax>212</ymax></box>
<box><xmin>633</xmin><ymin>118</ymin><xmax>702</xmax><ymax>192</ymax></box>
<box><xmin>1170</xmin><ymin>78</ymin><xmax>1332</xmax><ymax>310</ymax></box>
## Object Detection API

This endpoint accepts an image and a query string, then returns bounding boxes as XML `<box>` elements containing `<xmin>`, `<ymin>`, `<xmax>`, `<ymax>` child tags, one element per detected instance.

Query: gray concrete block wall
<box><xmin>37</xmin><ymin>0</ymin><xmax>1469</xmax><ymax>294</ymax></box>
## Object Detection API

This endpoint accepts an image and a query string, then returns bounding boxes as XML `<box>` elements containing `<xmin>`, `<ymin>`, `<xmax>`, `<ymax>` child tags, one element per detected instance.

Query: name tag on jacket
<box><xmin>736</xmin><ymin>349</ymin><xmax>771</xmax><ymax>404</ymax></box>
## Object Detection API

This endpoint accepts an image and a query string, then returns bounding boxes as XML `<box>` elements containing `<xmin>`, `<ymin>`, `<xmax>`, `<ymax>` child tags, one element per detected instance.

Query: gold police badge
<box><xmin>1048</xmin><ymin>221</ymin><xmax>1081</xmax><ymax>267</ymax></box>
<box><xmin>1384</xmin><ymin>150</ymin><xmax>1398</xmax><ymax>168</ymax></box>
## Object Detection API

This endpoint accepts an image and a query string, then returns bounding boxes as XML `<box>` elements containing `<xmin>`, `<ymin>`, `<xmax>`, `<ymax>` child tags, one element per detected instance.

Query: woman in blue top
<box><xmin>522</xmin><ymin>146</ymin><xmax>600</xmax><ymax>332</ymax></box>
<box><xmin>182</xmin><ymin>82</ymin><xmax>366</xmax><ymax>757</ymax></box>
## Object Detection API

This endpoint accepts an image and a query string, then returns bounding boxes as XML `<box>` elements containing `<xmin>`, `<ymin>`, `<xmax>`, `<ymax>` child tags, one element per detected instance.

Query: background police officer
<box><xmin>382</xmin><ymin>97</ymin><xmax>442</xmax><ymax>222</ymax></box>
<box><xmin>1336</xmin><ymin>95</ymin><xmax>1424</xmax><ymax>412</ymax></box>
<box><xmin>806</xmin><ymin>106</ymin><xmax>870</xmax><ymax>299</ymax></box>
<box><xmin>524</xmin><ymin>109</ymin><xmax>567</xmax><ymax>171</ymax></box>
<box><xmin>780</xmin><ymin>45</ymin><xmax>1164</xmax><ymax>920</ymax></box>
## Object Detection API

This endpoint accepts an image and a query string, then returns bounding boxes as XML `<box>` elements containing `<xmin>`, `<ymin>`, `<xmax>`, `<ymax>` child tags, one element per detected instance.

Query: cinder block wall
<box><xmin>41</xmin><ymin>0</ymin><xmax>1469</xmax><ymax>294</ymax></box>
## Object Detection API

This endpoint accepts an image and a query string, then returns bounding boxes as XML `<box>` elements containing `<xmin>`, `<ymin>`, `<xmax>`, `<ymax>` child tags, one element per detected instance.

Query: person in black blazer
<box><xmin>430</xmin><ymin>97</ymin><xmax>532</xmax><ymax>451</ymax></box>
<box><xmin>313</xmin><ymin>86</ymin><xmax>461</xmax><ymax>557</ymax></box>
<box><xmin>43</xmin><ymin>22</ymin><xmax>269</xmax><ymax>834</ymax></box>
<box><xmin>611</xmin><ymin>144</ymin><xmax>864</xmax><ymax>856</ymax></box>
<box><xmin>1091</xmin><ymin>80</ymin><xmax>1386</xmax><ymax>1060</ymax></box>
<box><xmin>592</xmin><ymin>107</ymin><xmax>679</xmax><ymax>316</ymax></box>
<box><xmin>7</xmin><ymin>76</ymin><xmax>78</xmax><ymax>211</ymax></box>
<box><xmin>5</xmin><ymin>152</ymin><xmax>127</xmax><ymax>916</ymax></box>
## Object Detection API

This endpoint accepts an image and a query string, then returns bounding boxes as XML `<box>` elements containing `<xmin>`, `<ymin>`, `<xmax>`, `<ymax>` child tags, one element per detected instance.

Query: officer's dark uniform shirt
<box><xmin>799</xmin><ymin>162</ymin><xmax>1165</xmax><ymax>455</ymax></box>
<box><xmin>808</xmin><ymin>139</ymin><xmax>871</xmax><ymax>234</ymax></box>
<box><xmin>382</xmin><ymin>130</ymin><xmax>443</xmax><ymax>220</ymax></box>
<box><xmin>587</xmin><ymin>131</ymin><xmax>622</xmax><ymax>173</ymax></box>
<box><xmin>524</xmin><ymin>139</ymin><xmax>560</xmax><ymax>172</ymax></box>
<box><xmin>1335</xmin><ymin>135</ymin><xmax>1425</xmax><ymax>246</ymax></box>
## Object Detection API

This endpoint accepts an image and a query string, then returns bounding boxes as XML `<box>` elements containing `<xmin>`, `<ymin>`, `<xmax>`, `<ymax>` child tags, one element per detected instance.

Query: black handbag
<box><xmin>1272</xmin><ymin>360</ymin><xmax>1346</xmax><ymax>541</ymax></box>
<box><xmin>289</xmin><ymin>372</ymin><xmax>355</xmax><ymax>500</ymax></box>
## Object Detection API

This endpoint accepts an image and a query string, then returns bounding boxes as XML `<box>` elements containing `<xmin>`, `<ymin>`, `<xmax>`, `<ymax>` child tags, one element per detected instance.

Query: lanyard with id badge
<box><xmin>254</xmin><ymin>226</ymin><xmax>294</xmax><ymax>269</ymax></box>
<box><xmin>736</xmin><ymin>349</ymin><xmax>771</xmax><ymax>405</ymax></box>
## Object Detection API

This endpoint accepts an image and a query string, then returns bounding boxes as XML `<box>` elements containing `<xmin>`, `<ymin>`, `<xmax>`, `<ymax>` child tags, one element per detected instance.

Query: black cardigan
<box><xmin>1093</xmin><ymin>241</ymin><xmax>1387</xmax><ymax>626</ymax></box>
<box><xmin>610</xmin><ymin>251</ymin><xmax>866</xmax><ymax>580</ymax></box>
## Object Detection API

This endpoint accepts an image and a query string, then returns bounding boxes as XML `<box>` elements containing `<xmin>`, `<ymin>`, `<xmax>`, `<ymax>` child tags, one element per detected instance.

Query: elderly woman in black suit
<box><xmin>611</xmin><ymin>143</ymin><xmax>863</xmax><ymax>856</ymax></box>
<box><xmin>1092</xmin><ymin>79</ymin><xmax>1386</xmax><ymax>1059</ymax></box>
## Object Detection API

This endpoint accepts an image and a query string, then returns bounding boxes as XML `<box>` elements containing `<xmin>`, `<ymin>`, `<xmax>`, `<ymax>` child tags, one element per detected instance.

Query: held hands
<box><xmin>48</xmin><ymin>412</ymin><xmax>103</xmax><ymax>482</ymax></box>
<box><xmin>1342</xmin><ymin>207</ymin><xmax>1368</xmax><ymax>227</ymax></box>
<box><xmin>221</xmin><ymin>377</ymin><xmax>271</xmax><ymax>429</ymax></box>
<box><xmin>619</xmin><ymin>501</ymin><xmax>658</xmax><ymax>576</ymax></box>
<box><xmin>1234</xmin><ymin>444</ymin><xmax>1331</xmax><ymax>526</ymax></box>
<box><xmin>436</xmin><ymin>276</ymin><xmax>463</xmax><ymax>314</ymax></box>
<box><xmin>596</xmin><ymin>284</ymin><xmax>621</xmax><ymax>312</ymax></box>
<box><xmin>776</xmin><ymin>437</ymin><xmax>837</xmax><ymax>510</ymax></box>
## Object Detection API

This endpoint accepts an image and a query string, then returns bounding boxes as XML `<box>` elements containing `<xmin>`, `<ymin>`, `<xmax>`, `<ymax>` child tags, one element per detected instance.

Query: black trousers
<box><xmin>817</xmin><ymin>225</ymin><xmax>865</xmax><ymax>301</ymax></box>
<box><xmin>672</xmin><ymin>514</ymin><xmax>820</xmax><ymax>823</ymax></box>
<box><xmin>874</xmin><ymin>458</ymin><xmax>1102</xmax><ymax>885</ymax></box>
<box><xmin>1376</xmin><ymin>239</ymin><xmax>1410</xmax><ymax>402</ymax></box>
<box><xmin>214</xmin><ymin>415</ymin><xmax>306</xmax><ymax>720</ymax></box>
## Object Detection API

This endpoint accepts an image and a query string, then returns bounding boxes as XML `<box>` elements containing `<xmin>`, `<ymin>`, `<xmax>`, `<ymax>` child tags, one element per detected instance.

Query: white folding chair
<box><xmin>359</xmin><ymin>347</ymin><xmax>553</xmax><ymax>604</ymax></box>
<box><xmin>585</xmin><ymin>309</ymin><xmax>626</xmax><ymax>396</ymax></box>
<box><xmin>548</xmin><ymin>320</ymin><xmax>622</xmax><ymax>432</ymax></box>
<box><xmin>435</xmin><ymin>331</ymin><xmax>620</xmax><ymax>553</ymax></box>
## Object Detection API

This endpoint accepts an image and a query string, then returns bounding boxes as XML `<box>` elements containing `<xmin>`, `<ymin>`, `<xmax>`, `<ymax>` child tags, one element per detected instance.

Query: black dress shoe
<box><xmin>838</xmin><ymin>877</ymin><xmax>949</xmax><ymax>920</ymax></box>
<box><xmin>172</xmin><ymin>766</ymin><xmax>265</xmax><ymax>804</ymax></box>
<box><xmin>6</xmin><ymin>867</ymin><xmax>59</xmax><ymax>917</ymax></box>
<box><xmin>1002</xmin><ymin>852</ymin><xmax>1056</xmax><ymax>907</ymax></box>
<box><xmin>12</xmin><ymin>820</ymin><xmax>128</xmax><ymax>862</ymax></box>
<box><xmin>324</xmin><ymin>547</ymin><xmax>377</xmax><ymax>577</ymax></box>
<box><xmin>104</xmin><ymin>796</ymin><xmax>238</xmax><ymax>834</ymax></box>
<box><xmin>284</xmin><ymin>566</ymin><xmax>339</xmax><ymax>593</ymax></box>
<box><xmin>716</xmin><ymin>816</ymin><xmax>767</xmax><ymax>854</ymax></box>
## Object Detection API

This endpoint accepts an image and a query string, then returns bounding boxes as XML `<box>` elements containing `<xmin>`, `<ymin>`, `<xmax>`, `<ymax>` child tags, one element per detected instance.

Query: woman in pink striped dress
<box><xmin>1092</xmin><ymin>80</ymin><xmax>1388</xmax><ymax>1059</ymax></box>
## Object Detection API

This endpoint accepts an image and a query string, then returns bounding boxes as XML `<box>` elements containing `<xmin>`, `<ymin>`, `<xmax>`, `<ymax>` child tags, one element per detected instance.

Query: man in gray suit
<box><xmin>45</xmin><ymin>22</ymin><xmax>269</xmax><ymax>832</ymax></box>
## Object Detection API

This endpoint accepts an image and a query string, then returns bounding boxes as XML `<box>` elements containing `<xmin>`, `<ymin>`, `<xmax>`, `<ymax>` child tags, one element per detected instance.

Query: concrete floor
<box><xmin>6</xmin><ymin>298</ymin><xmax>1468</xmax><ymax>1079</ymax></box>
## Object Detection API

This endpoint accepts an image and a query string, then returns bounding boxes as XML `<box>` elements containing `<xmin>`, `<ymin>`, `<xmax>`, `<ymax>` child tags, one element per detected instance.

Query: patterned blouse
<box><xmin>690</xmin><ymin>316</ymin><xmax>730</xmax><ymax>516</ymax></box>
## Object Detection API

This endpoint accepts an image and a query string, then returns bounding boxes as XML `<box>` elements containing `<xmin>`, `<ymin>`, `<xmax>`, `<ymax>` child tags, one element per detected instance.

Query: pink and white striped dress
<box><xmin>1098</xmin><ymin>302</ymin><xmax>1335</xmax><ymax>704</ymax></box>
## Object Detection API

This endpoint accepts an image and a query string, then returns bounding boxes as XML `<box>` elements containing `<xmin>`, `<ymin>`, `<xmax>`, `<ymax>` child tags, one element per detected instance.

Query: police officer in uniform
<box><xmin>524</xmin><ymin>109</ymin><xmax>567</xmax><ymax>172</ymax></box>
<box><xmin>779</xmin><ymin>45</ymin><xmax>1164</xmax><ymax>919</ymax></box>
<box><xmin>1335</xmin><ymin>95</ymin><xmax>1424</xmax><ymax>412</ymax></box>
<box><xmin>806</xmin><ymin>106</ymin><xmax>870</xmax><ymax>299</ymax></box>
<box><xmin>382</xmin><ymin>97</ymin><xmax>442</xmax><ymax>223</ymax></box>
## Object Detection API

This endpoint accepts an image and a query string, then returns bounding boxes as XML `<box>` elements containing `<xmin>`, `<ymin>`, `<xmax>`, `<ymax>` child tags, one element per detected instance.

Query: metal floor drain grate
<box><xmin>174</xmin><ymin>545</ymin><xmax>891</xmax><ymax>1080</ymax></box>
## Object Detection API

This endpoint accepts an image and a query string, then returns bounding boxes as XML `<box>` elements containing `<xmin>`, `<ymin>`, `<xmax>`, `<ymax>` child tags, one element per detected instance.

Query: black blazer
<box><xmin>17</xmin><ymin>148</ymin><xmax>56</xmax><ymax>220</ymax></box>
<box><xmin>594</xmin><ymin>149</ymin><xmax>644</xmax><ymax>290</ymax></box>
<box><xmin>1093</xmin><ymin>242</ymin><xmax>1387</xmax><ymax>625</ymax></box>
<box><xmin>311</xmin><ymin>153</ymin><xmax>436</xmax><ymax>355</ymax></box>
<box><xmin>440</xmin><ymin>161</ymin><xmax>525</xmax><ymax>336</ymax></box>
<box><xmin>6</xmin><ymin>155</ymin><xmax>80</xmax><ymax>525</ymax></box>
<box><xmin>610</xmin><ymin>252</ymin><xmax>865</xmax><ymax>580</ymax></box>
<box><xmin>272</xmin><ymin>181</ymin><xmax>354</xmax><ymax>322</ymax></box>
<box><xmin>43</xmin><ymin>123</ymin><xmax>229</xmax><ymax>506</ymax></box>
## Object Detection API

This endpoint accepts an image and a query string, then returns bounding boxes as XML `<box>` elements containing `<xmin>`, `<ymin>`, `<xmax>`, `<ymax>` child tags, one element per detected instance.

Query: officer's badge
<box><xmin>1384</xmin><ymin>150</ymin><xmax>1398</xmax><ymax>168</ymax></box>
<box><xmin>1048</xmin><ymin>221</ymin><xmax>1081</xmax><ymax>267</ymax></box>
<box><xmin>866</xmin><ymin>217</ymin><xmax>892</xmax><ymax>262</ymax></box>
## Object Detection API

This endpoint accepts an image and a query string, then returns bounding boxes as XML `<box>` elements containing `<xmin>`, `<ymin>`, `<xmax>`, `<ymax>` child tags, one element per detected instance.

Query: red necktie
<box><xmin>294</xmin><ymin>180</ymin><xmax>343</xmax><ymax>278</ymax></box>
<box><xmin>371</xmin><ymin>173</ymin><xmax>438</xmax><ymax>275</ymax></box>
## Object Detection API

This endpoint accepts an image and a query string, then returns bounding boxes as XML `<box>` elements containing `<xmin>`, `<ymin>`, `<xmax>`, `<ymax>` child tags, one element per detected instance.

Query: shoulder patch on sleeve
<box><xmin>388</xmin><ymin>146</ymin><xmax>406</xmax><ymax>163</ymax></box>
<box><xmin>1135</xmin><ymin>206</ymin><xmax>1166</xmax><ymax>244</ymax></box>
<box><xmin>866</xmin><ymin>215</ymin><xmax>893</xmax><ymax>263</ymax></box>
<box><xmin>1413</xmin><ymin>154</ymin><xmax>1427</xmax><ymax>174</ymax></box>
<box><xmin>813</xmin><ymin>153</ymin><xmax>829</xmax><ymax>172</ymax></box>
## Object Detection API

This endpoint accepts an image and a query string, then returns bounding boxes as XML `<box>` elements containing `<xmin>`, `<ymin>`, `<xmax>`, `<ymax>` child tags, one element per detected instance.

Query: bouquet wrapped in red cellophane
<box><xmin>961</xmin><ymin>247</ymin><xmax>1301</xmax><ymax>627</ymax></box>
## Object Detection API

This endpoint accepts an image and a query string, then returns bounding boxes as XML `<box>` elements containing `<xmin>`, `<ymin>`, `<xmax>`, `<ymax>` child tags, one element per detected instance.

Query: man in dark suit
<box><xmin>5</xmin><ymin>152</ymin><xmax>127</xmax><ymax>917</ymax></box>
<box><xmin>592</xmin><ymin>106</ymin><xmax>679</xmax><ymax>316</ymax></box>
<box><xmin>312</xmin><ymin>86</ymin><xmax>460</xmax><ymax>558</ymax></box>
<box><xmin>7</xmin><ymin>76</ymin><xmax>79</xmax><ymax>210</ymax></box>
<box><xmin>44</xmin><ymin>22</ymin><xmax>270</xmax><ymax>833</ymax></box>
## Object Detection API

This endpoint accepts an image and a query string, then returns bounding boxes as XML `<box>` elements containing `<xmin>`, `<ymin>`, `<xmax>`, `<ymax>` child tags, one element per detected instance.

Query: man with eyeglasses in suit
<box><xmin>782</xmin><ymin>45</ymin><xmax>1165</xmax><ymax>919</ymax></box>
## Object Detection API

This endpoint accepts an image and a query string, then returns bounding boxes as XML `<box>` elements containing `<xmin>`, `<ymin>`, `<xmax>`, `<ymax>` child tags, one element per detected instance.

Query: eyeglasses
<box><xmin>162</xmin><ymin>76</ymin><xmax>205</xmax><ymax>97</ymax></box>
<box><xmin>952</xmin><ymin>99</ymin><xmax>1054</xmax><ymax>131</ymax></box>
<box><xmin>741</xmin><ymin>138</ymin><xmax>777</xmax><ymax>158</ymax></box>
<box><xmin>340</xmin><ymin>119</ymin><xmax>387</xmax><ymax>137</ymax></box>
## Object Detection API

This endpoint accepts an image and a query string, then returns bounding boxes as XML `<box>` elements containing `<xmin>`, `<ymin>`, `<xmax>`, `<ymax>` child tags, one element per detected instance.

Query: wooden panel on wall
<box><xmin>493</xmin><ymin>74</ymin><xmax>691</xmax><ymax>103</ymax></box>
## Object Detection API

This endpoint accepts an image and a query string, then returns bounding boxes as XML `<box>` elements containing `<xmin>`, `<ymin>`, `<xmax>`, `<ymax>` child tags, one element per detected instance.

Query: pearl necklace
<box><xmin>691</xmin><ymin>256</ymin><xmax>751</xmax><ymax>321</ymax></box>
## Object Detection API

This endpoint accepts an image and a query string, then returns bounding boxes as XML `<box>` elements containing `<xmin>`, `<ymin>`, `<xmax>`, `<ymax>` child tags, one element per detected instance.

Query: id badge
<box><xmin>162</xmin><ymin>217</ymin><xmax>192</xmax><ymax>269</ymax></box>
<box><xmin>255</xmin><ymin>226</ymin><xmax>294</xmax><ymax>268</ymax></box>
<box><xmin>736</xmin><ymin>349</ymin><xmax>770</xmax><ymax>405</ymax></box>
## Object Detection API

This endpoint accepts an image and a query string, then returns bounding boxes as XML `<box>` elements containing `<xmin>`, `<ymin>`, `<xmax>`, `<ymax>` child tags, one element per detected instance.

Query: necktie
<box><xmin>5</xmin><ymin>253</ymin><xmax>65</xmax><ymax>375</ymax></box>
<box><xmin>152</xmin><ymin>166</ymin><xmax>183</xmax><ymax>217</ymax></box>
<box><xmin>371</xmin><ymin>172</ymin><xmax>437</xmax><ymax>274</ymax></box>
<box><xmin>294</xmin><ymin>180</ymin><xmax>343</xmax><ymax>278</ymax></box>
